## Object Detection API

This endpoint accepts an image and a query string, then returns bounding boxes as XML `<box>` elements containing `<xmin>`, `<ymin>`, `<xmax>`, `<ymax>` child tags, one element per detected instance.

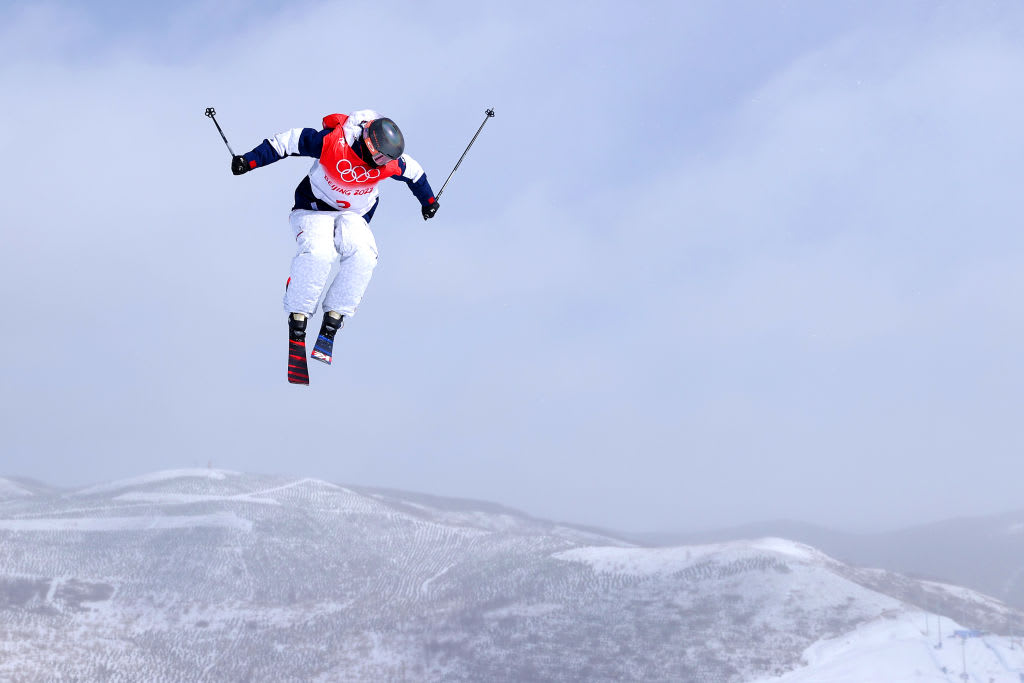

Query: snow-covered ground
<box><xmin>1</xmin><ymin>469</ymin><xmax>1022</xmax><ymax>682</ymax></box>
<box><xmin>0</xmin><ymin>510</ymin><xmax>252</xmax><ymax>532</ymax></box>
<box><xmin>754</xmin><ymin>614</ymin><xmax>1024</xmax><ymax>682</ymax></box>
<box><xmin>554</xmin><ymin>537</ymin><xmax>826</xmax><ymax>577</ymax></box>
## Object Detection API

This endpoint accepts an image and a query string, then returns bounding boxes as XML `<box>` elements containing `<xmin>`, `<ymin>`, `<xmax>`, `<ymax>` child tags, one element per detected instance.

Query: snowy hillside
<box><xmin>0</xmin><ymin>477</ymin><xmax>33</xmax><ymax>500</ymax></box>
<box><xmin>653</xmin><ymin>512</ymin><xmax>1024</xmax><ymax>611</ymax></box>
<box><xmin>1</xmin><ymin>470</ymin><xmax>1022</xmax><ymax>682</ymax></box>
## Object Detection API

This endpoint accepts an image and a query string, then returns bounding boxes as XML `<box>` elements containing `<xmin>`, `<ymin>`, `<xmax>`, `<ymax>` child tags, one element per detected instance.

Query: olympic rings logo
<box><xmin>335</xmin><ymin>158</ymin><xmax>379</xmax><ymax>183</ymax></box>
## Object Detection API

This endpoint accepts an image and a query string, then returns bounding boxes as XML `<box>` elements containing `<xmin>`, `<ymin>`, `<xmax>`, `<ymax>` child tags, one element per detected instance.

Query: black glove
<box><xmin>231</xmin><ymin>155</ymin><xmax>251</xmax><ymax>175</ymax></box>
<box><xmin>421</xmin><ymin>199</ymin><xmax>439</xmax><ymax>221</ymax></box>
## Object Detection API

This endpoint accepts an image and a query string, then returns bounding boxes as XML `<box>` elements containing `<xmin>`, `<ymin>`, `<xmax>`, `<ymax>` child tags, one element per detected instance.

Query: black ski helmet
<box><xmin>363</xmin><ymin>117</ymin><xmax>405</xmax><ymax>166</ymax></box>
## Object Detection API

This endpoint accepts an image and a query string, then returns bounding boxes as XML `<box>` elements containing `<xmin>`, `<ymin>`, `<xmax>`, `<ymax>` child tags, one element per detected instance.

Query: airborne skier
<box><xmin>231</xmin><ymin>110</ymin><xmax>438</xmax><ymax>385</ymax></box>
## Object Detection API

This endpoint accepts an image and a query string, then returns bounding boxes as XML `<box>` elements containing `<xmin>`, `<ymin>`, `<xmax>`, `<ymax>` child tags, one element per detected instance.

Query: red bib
<box><xmin>318</xmin><ymin>114</ymin><xmax>401</xmax><ymax>190</ymax></box>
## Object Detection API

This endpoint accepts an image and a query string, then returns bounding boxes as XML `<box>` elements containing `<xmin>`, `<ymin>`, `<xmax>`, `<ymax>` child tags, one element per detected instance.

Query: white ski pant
<box><xmin>284</xmin><ymin>209</ymin><xmax>378</xmax><ymax>318</ymax></box>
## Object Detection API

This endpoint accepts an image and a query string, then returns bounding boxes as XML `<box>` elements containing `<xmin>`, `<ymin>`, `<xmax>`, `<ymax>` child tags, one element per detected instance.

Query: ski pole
<box><xmin>435</xmin><ymin>108</ymin><xmax>495</xmax><ymax>200</ymax></box>
<box><xmin>204</xmin><ymin>107</ymin><xmax>236</xmax><ymax>157</ymax></box>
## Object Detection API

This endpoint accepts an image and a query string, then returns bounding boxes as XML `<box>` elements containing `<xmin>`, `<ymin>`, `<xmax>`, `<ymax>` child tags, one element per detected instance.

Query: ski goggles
<box><xmin>363</xmin><ymin>135</ymin><xmax>397</xmax><ymax>166</ymax></box>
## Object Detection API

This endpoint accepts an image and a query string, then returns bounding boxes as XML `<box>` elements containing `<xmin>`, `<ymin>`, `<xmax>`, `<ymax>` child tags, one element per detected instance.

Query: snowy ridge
<box><xmin>114</xmin><ymin>491</ymin><xmax>282</xmax><ymax>506</ymax></box>
<box><xmin>1</xmin><ymin>471</ymin><xmax>1022</xmax><ymax>682</ymax></box>
<box><xmin>554</xmin><ymin>537</ymin><xmax>828</xmax><ymax>577</ymax></box>
<box><xmin>661</xmin><ymin>510</ymin><xmax>1024</xmax><ymax>612</ymax></box>
<box><xmin>0</xmin><ymin>477</ymin><xmax>32</xmax><ymax>499</ymax></box>
<box><xmin>70</xmin><ymin>468</ymin><xmax>237</xmax><ymax>496</ymax></box>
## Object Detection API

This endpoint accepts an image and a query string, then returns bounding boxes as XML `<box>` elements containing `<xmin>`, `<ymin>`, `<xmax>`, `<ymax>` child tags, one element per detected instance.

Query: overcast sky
<box><xmin>2</xmin><ymin>1</ymin><xmax>1023</xmax><ymax>535</ymax></box>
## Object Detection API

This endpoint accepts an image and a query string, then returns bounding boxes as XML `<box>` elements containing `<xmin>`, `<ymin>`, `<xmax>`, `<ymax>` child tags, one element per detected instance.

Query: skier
<box><xmin>231</xmin><ymin>110</ymin><xmax>438</xmax><ymax>384</ymax></box>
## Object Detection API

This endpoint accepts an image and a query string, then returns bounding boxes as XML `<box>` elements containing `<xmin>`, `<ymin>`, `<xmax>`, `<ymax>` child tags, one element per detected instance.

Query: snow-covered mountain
<box><xmin>1</xmin><ymin>470</ymin><xmax>1023</xmax><ymax>682</ymax></box>
<box><xmin>644</xmin><ymin>511</ymin><xmax>1024</xmax><ymax>611</ymax></box>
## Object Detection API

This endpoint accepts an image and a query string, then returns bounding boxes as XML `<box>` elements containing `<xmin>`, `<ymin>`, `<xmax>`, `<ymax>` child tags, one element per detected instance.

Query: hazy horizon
<box><xmin>3</xmin><ymin>467</ymin><xmax>1022</xmax><ymax>537</ymax></box>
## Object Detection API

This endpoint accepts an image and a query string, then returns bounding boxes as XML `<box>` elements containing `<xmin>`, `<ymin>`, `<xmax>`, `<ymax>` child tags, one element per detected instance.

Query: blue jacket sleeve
<box><xmin>241</xmin><ymin>128</ymin><xmax>329</xmax><ymax>169</ymax></box>
<box><xmin>393</xmin><ymin>156</ymin><xmax>436</xmax><ymax>206</ymax></box>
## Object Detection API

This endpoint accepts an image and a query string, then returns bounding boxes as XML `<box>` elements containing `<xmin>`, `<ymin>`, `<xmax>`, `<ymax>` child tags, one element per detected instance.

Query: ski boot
<box><xmin>287</xmin><ymin>313</ymin><xmax>310</xmax><ymax>385</ymax></box>
<box><xmin>311</xmin><ymin>312</ymin><xmax>344</xmax><ymax>365</ymax></box>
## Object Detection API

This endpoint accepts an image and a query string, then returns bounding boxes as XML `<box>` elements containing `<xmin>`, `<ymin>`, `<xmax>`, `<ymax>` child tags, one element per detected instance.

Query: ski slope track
<box><xmin>1</xmin><ymin>470</ymin><xmax>1022</xmax><ymax>682</ymax></box>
